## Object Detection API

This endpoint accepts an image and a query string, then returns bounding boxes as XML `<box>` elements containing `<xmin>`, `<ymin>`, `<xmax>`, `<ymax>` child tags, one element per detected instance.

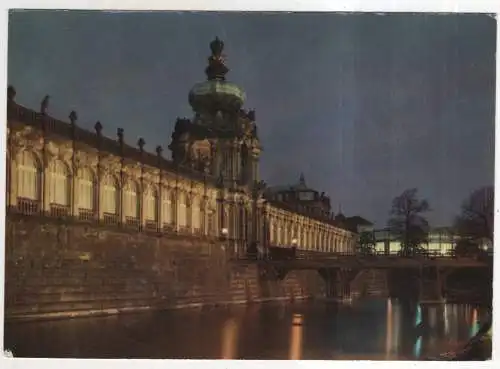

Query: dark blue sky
<box><xmin>7</xmin><ymin>11</ymin><xmax>496</xmax><ymax>227</ymax></box>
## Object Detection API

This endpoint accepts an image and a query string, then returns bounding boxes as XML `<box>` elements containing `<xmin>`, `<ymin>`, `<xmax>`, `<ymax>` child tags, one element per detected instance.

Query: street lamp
<box><xmin>291</xmin><ymin>238</ymin><xmax>298</xmax><ymax>259</ymax></box>
<box><xmin>220</xmin><ymin>227</ymin><xmax>230</xmax><ymax>257</ymax></box>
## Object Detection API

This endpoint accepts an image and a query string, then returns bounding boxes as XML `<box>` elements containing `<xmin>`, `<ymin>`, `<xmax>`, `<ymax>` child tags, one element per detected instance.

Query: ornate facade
<box><xmin>265</xmin><ymin>173</ymin><xmax>333</xmax><ymax>218</ymax></box>
<box><xmin>5</xmin><ymin>38</ymin><xmax>357</xmax><ymax>255</ymax></box>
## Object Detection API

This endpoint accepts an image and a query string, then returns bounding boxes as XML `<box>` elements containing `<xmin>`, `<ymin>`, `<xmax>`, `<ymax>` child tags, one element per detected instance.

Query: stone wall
<box><xmin>4</xmin><ymin>215</ymin><xmax>326</xmax><ymax>321</ymax></box>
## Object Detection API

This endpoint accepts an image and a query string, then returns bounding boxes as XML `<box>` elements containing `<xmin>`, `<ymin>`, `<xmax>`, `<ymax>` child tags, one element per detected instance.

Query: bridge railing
<box><xmin>233</xmin><ymin>246</ymin><xmax>490</xmax><ymax>263</ymax></box>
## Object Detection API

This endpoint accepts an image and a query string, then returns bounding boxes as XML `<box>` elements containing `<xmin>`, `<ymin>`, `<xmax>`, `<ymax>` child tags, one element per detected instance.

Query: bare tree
<box><xmin>388</xmin><ymin>188</ymin><xmax>430</xmax><ymax>255</ymax></box>
<box><xmin>358</xmin><ymin>231</ymin><xmax>376</xmax><ymax>255</ymax></box>
<box><xmin>454</xmin><ymin>186</ymin><xmax>493</xmax><ymax>243</ymax></box>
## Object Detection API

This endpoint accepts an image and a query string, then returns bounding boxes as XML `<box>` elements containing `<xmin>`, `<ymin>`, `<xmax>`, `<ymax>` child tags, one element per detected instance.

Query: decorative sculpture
<box><xmin>40</xmin><ymin>95</ymin><xmax>50</xmax><ymax>115</ymax></box>
<box><xmin>210</xmin><ymin>36</ymin><xmax>224</xmax><ymax>59</ymax></box>
<box><xmin>251</xmin><ymin>124</ymin><xmax>258</xmax><ymax>138</ymax></box>
<box><xmin>299</xmin><ymin>173</ymin><xmax>306</xmax><ymax>185</ymax></box>
<box><xmin>137</xmin><ymin>137</ymin><xmax>145</xmax><ymax>152</ymax></box>
<box><xmin>69</xmin><ymin>111</ymin><xmax>78</xmax><ymax>124</ymax></box>
<box><xmin>155</xmin><ymin>145</ymin><xmax>163</xmax><ymax>156</ymax></box>
<box><xmin>7</xmin><ymin>85</ymin><xmax>16</xmax><ymax>101</ymax></box>
<box><xmin>247</xmin><ymin>110</ymin><xmax>256</xmax><ymax>121</ymax></box>
<box><xmin>94</xmin><ymin>121</ymin><xmax>103</xmax><ymax>135</ymax></box>
<box><xmin>206</xmin><ymin>37</ymin><xmax>229</xmax><ymax>80</ymax></box>
<box><xmin>117</xmin><ymin>128</ymin><xmax>124</xmax><ymax>143</ymax></box>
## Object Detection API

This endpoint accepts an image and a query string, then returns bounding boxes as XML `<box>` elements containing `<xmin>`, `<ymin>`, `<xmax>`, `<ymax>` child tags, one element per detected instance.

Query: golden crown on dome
<box><xmin>188</xmin><ymin>37</ymin><xmax>246</xmax><ymax>113</ymax></box>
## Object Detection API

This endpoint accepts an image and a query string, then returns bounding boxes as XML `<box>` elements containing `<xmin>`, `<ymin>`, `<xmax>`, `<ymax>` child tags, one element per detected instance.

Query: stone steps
<box><xmin>12</xmin><ymin>291</ymin><xmax>155</xmax><ymax>305</ymax></box>
<box><xmin>9</xmin><ymin>284</ymin><xmax>153</xmax><ymax>295</ymax></box>
<box><xmin>8</xmin><ymin>295</ymin><xmax>161</xmax><ymax>315</ymax></box>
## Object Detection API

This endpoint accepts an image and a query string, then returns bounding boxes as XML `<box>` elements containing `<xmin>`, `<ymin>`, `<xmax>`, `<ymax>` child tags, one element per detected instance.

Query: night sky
<box><xmin>7</xmin><ymin>11</ymin><xmax>496</xmax><ymax>227</ymax></box>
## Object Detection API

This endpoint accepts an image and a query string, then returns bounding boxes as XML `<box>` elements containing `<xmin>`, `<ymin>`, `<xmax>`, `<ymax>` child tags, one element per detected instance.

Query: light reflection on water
<box><xmin>4</xmin><ymin>299</ymin><xmax>486</xmax><ymax>360</ymax></box>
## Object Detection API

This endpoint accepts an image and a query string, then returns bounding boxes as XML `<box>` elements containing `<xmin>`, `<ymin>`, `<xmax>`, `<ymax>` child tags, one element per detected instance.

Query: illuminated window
<box><xmin>16</xmin><ymin>150</ymin><xmax>40</xmax><ymax>201</ymax></box>
<box><xmin>207</xmin><ymin>209</ymin><xmax>215</xmax><ymax>235</ymax></box>
<box><xmin>123</xmin><ymin>180</ymin><xmax>139</xmax><ymax>219</ymax></box>
<box><xmin>192</xmin><ymin>195</ymin><xmax>201</xmax><ymax>230</ymax></box>
<box><xmin>77</xmin><ymin>167</ymin><xmax>95</xmax><ymax>210</ymax></box>
<box><xmin>48</xmin><ymin>159</ymin><xmax>70</xmax><ymax>206</ymax></box>
<box><xmin>101</xmin><ymin>174</ymin><xmax>118</xmax><ymax>215</ymax></box>
<box><xmin>144</xmin><ymin>186</ymin><xmax>158</xmax><ymax>221</ymax></box>
<box><xmin>161</xmin><ymin>187</ymin><xmax>172</xmax><ymax>224</ymax></box>
<box><xmin>170</xmin><ymin>190</ymin><xmax>176</xmax><ymax>224</ymax></box>
<box><xmin>178</xmin><ymin>191</ymin><xmax>187</xmax><ymax>227</ymax></box>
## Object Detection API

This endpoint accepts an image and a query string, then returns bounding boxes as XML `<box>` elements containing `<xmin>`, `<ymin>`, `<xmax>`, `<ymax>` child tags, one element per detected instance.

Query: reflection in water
<box><xmin>221</xmin><ymin>317</ymin><xmax>239</xmax><ymax>359</ymax></box>
<box><xmin>412</xmin><ymin>304</ymin><xmax>423</xmax><ymax>359</ymax></box>
<box><xmin>4</xmin><ymin>300</ymin><xmax>486</xmax><ymax>360</ymax></box>
<box><xmin>415</xmin><ymin>305</ymin><xmax>422</xmax><ymax>326</ymax></box>
<box><xmin>444</xmin><ymin>304</ymin><xmax>450</xmax><ymax>335</ymax></box>
<box><xmin>393</xmin><ymin>302</ymin><xmax>401</xmax><ymax>357</ymax></box>
<box><xmin>470</xmin><ymin>309</ymin><xmax>479</xmax><ymax>338</ymax></box>
<box><xmin>385</xmin><ymin>299</ymin><xmax>392</xmax><ymax>359</ymax></box>
<box><xmin>414</xmin><ymin>336</ymin><xmax>422</xmax><ymax>359</ymax></box>
<box><xmin>429</xmin><ymin>307</ymin><xmax>437</xmax><ymax>329</ymax></box>
<box><xmin>289</xmin><ymin>314</ymin><xmax>304</xmax><ymax>360</ymax></box>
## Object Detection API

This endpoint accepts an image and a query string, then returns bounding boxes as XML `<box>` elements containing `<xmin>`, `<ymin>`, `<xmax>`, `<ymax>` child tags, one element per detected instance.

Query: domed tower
<box><xmin>188</xmin><ymin>37</ymin><xmax>246</xmax><ymax>115</ymax></box>
<box><xmin>169</xmin><ymin>37</ymin><xmax>262</xmax><ymax>189</ymax></box>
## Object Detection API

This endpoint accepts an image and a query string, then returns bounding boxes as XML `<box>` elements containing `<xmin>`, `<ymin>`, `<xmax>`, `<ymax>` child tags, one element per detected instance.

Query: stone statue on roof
<box><xmin>210</xmin><ymin>37</ymin><xmax>224</xmax><ymax>58</ymax></box>
<box><xmin>40</xmin><ymin>95</ymin><xmax>50</xmax><ymax>115</ymax></box>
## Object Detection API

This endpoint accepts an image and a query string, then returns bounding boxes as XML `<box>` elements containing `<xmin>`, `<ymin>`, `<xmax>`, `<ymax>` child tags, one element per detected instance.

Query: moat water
<box><xmin>4</xmin><ymin>299</ymin><xmax>487</xmax><ymax>360</ymax></box>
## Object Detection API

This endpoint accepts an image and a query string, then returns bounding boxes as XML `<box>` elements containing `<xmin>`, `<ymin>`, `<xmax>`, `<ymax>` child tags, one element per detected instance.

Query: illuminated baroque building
<box><xmin>266</xmin><ymin>173</ymin><xmax>333</xmax><ymax>218</ymax></box>
<box><xmin>5</xmin><ymin>38</ymin><xmax>357</xmax><ymax>255</ymax></box>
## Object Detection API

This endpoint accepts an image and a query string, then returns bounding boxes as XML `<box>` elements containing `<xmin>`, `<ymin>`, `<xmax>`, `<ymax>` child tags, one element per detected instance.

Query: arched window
<box><xmin>283</xmin><ymin>221</ymin><xmax>289</xmax><ymax>245</ymax></box>
<box><xmin>123</xmin><ymin>180</ymin><xmax>139</xmax><ymax>221</ymax></box>
<box><xmin>178</xmin><ymin>191</ymin><xmax>187</xmax><ymax>228</ymax></box>
<box><xmin>77</xmin><ymin>167</ymin><xmax>95</xmax><ymax>219</ymax></box>
<box><xmin>186</xmin><ymin>195</ymin><xmax>192</xmax><ymax>229</ymax></box>
<box><xmin>169</xmin><ymin>190</ymin><xmax>177</xmax><ymax>226</ymax></box>
<box><xmin>192</xmin><ymin>195</ymin><xmax>201</xmax><ymax>233</ymax></box>
<box><xmin>15</xmin><ymin>150</ymin><xmax>41</xmax><ymax>214</ymax></box>
<box><xmin>161</xmin><ymin>187</ymin><xmax>172</xmax><ymax>228</ymax></box>
<box><xmin>48</xmin><ymin>159</ymin><xmax>70</xmax><ymax>216</ymax></box>
<box><xmin>144</xmin><ymin>186</ymin><xmax>158</xmax><ymax>226</ymax></box>
<box><xmin>271</xmin><ymin>221</ymin><xmax>278</xmax><ymax>245</ymax></box>
<box><xmin>101</xmin><ymin>174</ymin><xmax>118</xmax><ymax>218</ymax></box>
<box><xmin>316</xmin><ymin>230</ymin><xmax>322</xmax><ymax>251</ymax></box>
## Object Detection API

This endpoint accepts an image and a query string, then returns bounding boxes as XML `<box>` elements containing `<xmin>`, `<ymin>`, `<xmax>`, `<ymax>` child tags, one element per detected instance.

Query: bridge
<box><xmin>231</xmin><ymin>249</ymin><xmax>492</xmax><ymax>303</ymax></box>
<box><xmin>233</xmin><ymin>254</ymin><xmax>490</xmax><ymax>269</ymax></box>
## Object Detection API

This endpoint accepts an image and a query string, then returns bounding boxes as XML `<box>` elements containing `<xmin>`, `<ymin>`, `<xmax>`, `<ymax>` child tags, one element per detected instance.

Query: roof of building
<box><xmin>7</xmin><ymin>100</ymin><xmax>215</xmax><ymax>185</ymax></box>
<box><xmin>267</xmin><ymin>173</ymin><xmax>317</xmax><ymax>194</ymax></box>
<box><xmin>346</xmin><ymin>216</ymin><xmax>374</xmax><ymax>226</ymax></box>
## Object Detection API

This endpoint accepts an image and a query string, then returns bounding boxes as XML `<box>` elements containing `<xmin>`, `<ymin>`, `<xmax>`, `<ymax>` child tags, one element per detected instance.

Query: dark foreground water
<box><xmin>4</xmin><ymin>299</ymin><xmax>488</xmax><ymax>360</ymax></box>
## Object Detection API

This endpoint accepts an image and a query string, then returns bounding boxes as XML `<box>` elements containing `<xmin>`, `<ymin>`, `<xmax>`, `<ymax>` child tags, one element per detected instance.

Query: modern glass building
<box><xmin>373</xmin><ymin>227</ymin><xmax>458</xmax><ymax>255</ymax></box>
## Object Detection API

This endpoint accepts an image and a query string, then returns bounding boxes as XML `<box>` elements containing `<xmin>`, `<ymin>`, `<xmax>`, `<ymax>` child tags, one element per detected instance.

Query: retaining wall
<box><xmin>4</xmin><ymin>215</ymin><xmax>325</xmax><ymax>321</ymax></box>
